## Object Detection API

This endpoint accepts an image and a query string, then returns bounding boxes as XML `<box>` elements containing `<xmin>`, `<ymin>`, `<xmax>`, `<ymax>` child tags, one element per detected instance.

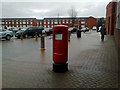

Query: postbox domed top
<box><xmin>54</xmin><ymin>25</ymin><xmax>68</xmax><ymax>28</ymax></box>
<box><xmin>53</xmin><ymin>25</ymin><xmax>68</xmax><ymax>31</ymax></box>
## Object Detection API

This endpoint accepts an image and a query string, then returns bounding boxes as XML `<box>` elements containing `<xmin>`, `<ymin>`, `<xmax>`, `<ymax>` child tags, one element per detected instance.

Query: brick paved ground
<box><xmin>2</xmin><ymin>31</ymin><xmax>118</xmax><ymax>88</ymax></box>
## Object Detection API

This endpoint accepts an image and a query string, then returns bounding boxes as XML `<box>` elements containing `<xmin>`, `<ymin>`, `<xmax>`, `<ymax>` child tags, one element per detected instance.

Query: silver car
<box><xmin>0</xmin><ymin>29</ymin><xmax>13</xmax><ymax>40</ymax></box>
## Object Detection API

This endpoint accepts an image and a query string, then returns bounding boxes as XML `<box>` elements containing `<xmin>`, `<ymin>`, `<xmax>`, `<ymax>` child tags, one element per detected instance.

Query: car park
<box><xmin>42</xmin><ymin>28</ymin><xmax>53</xmax><ymax>36</ymax></box>
<box><xmin>0</xmin><ymin>29</ymin><xmax>13</xmax><ymax>40</ymax></box>
<box><xmin>15</xmin><ymin>26</ymin><xmax>44</xmax><ymax>39</ymax></box>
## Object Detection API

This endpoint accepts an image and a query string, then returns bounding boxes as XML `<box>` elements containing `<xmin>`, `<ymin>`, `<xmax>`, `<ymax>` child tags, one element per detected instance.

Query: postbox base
<box><xmin>53</xmin><ymin>63</ymin><xmax>68</xmax><ymax>73</ymax></box>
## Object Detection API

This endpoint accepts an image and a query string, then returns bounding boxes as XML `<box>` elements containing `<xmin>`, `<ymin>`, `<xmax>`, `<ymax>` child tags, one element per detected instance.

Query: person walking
<box><xmin>100</xmin><ymin>24</ymin><xmax>106</xmax><ymax>41</ymax></box>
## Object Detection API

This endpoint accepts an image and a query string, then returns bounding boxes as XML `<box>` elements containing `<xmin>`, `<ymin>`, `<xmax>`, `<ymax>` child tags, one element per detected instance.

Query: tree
<box><xmin>68</xmin><ymin>6</ymin><xmax>78</xmax><ymax>27</ymax></box>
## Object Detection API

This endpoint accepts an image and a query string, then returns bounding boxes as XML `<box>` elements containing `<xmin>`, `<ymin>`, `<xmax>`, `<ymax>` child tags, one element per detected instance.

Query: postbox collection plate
<box><xmin>55</xmin><ymin>34</ymin><xmax>62</xmax><ymax>40</ymax></box>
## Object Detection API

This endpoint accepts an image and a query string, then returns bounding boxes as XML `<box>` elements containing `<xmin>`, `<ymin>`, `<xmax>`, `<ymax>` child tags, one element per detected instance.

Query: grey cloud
<box><xmin>2</xmin><ymin>2</ymin><xmax>109</xmax><ymax>18</ymax></box>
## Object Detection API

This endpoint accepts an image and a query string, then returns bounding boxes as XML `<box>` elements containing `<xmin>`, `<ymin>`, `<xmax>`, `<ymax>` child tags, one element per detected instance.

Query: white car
<box><xmin>8</xmin><ymin>27</ymin><xmax>19</xmax><ymax>33</ymax></box>
<box><xmin>92</xmin><ymin>26</ymin><xmax>97</xmax><ymax>30</ymax></box>
<box><xmin>0</xmin><ymin>29</ymin><xmax>13</xmax><ymax>40</ymax></box>
<box><xmin>68</xmin><ymin>27</ymin><xmax>74</xmax><ymax>32</ymax></box>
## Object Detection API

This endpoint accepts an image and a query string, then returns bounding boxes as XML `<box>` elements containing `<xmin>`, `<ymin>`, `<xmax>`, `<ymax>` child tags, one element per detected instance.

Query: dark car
<box><xmin>42</xmin><ymin>28</ymin><xmax>53</xmax><ymax>36</ymax></box>
<box><xmin>15</xmin><ymin>26</ymin><xmax>44</xmax><ymax>38</ymax></box>
<box><xmin>73</xmin><ymin>27</ymin><xmax>78</xmax><ymax>32</ymax></box>
<box><xmin>81</xmin><ymin>27</ymin><xmax>89</xmax><ymax>32</ymax></box>
<box><xmin>68</xmin><ymin>27</ymin><xmax>78</xmax><ymax>33</ymax></box>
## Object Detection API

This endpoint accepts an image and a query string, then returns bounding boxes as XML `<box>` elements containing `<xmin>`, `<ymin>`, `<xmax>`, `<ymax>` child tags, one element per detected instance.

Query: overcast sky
<box><xmin>1</xmin><ymin>0</ymin><xmax>112</xmax><ymax>19</ymax></box>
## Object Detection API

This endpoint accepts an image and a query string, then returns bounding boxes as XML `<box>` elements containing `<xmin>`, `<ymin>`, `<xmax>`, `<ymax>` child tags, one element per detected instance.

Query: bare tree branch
<box><xmin>68</xmin><ymin>6</ymin><xmax>78</xmax><ymax>27</ymax></box>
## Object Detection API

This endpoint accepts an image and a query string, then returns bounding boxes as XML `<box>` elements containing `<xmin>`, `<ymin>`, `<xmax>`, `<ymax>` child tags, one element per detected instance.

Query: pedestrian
<box><xmin>100</xmin><ymin>24</ymin><xmax>106</xmax><ymax>41</ymax></box>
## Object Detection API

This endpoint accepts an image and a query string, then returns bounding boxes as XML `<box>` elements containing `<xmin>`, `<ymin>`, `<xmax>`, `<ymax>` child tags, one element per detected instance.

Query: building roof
<box><xmin>0</xmin><ymin>18</ymin><xmax>36</xmax><ymax>20</ymax></box>
<box><xmin>44</xmin><ymin>17</ymin><xmax>88</xmax><ymax>20</ymax></box>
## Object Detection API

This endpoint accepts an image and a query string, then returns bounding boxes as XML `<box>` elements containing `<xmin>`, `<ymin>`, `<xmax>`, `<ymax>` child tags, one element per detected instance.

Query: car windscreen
<box><xmin>21</xmin><ymin>28</ymin><xmax>27</xmax><ymax>31</ymax></box>
<box><xmin>2</xmin><ymin>29</ymin><xmax>6</xmax><ymax>32</ymax></box>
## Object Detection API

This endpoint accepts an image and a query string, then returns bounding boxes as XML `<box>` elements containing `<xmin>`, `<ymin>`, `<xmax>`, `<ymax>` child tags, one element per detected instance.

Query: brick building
<box><xmin>42</xmin><ymin>17</ymin><xmax>87</xmax><ymax>28</ymax></box>
<box><xmin>0</xmin><ymin>18</ymin><xmax>37</xmax><ymax>28</ymax></box>
<box><xmin>85</xmin><ymin>16</ymin><xmax>97</xmax><ymax>29</ymax></box>
<box><xmin>106</xmin><ymin>1</ymin><xmax>117</xmax><ymax>35</ymax></box>
<box><xmin>106</xmin><ymin>0</ymin><xmax>120</xmax><ymax>59</ymax></box>
<box><xmin>115</xmin><ymin>1</ymin><xmax>120</xmax><ymax>52</ymax></box>
<box><xmin>1</xmin><ymin>16</ymin><xmax>97</xmax><ymax>29</ymax></box>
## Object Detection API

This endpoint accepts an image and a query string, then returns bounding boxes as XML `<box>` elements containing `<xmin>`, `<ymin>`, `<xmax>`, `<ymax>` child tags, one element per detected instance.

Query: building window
<box><xmin>37</xmin><ymin>22</ymin><xmax>39</xmax><ymax>26</ymax></box>
<box><xmin>0</xmin><ymin>20</ymin><xmax>2</xmax><ymax>25</ymax></box>
<box><xmin>20</xmin><ymin>25</ymin><xmax>22</xmax><ymax>27</ymax></box>
<box><xmin>44</xmin><ymin>25</ymin><xmax>46</xmax><ymax>28</ymax></box>
<box><xmin>81</xmin><ymin>19</ymin><xmax>84</xmax><ymax>21</ymax></box>
<box><xmin>16</xmin><ymin>20</ymin><xmax>18</xmax><ymax>24</ymax></box>
<box><xmin>66</xmin><ymin>20</ymin><xmax>68</xmax><ymax>23</ymax></box>
<box><xmin>81</xmin><ymin>25</ymin><xmax>85</xmax><ymax>28</ymax></box>
<box><xmin>2</xmin><ymin>21</ymin><xmax>4</xmax><ymax>25</ymax></box>
<box><xmin>27</xmin><ymin>20</ymin><xmax>29</xmax><ymax>25</ymax></box>
<box><xmin>23</xmin><ymin>20</ymin><xmax>26</xmax><ymax>24</ymax></box>
<box><xmin>44</xmin><ymin>20</ymin><xmax>46</xmax><ymax>24</ymax></box>
<box><xmin>81</xmin><ymin>21</ymin><xmax>85</xmax><ymax>24</ymax></box>
<box><xmin>55</xmin><ymin>21</ymin><xmax>57</xmax><ymax>24</ymax></box>
<box><xmin>55</xmin><ymin>20</ymin><xmax>57</xmax><ymax>22</ymax></box>
<box><xmin>47</xmin><ymin>20</ymin><xmax>49</xmax><ymax>24</ymax></box>
<box><xmin>63</xmin><ymin>20</ymin><xmax>65</xmax><ymax>23</ymax></box>
<box><xmin>23</xmin><ymin>25</ymin><xmax>26</xmax><ymax>27</ymax></box>
<box><xmin>12</xmin><ymin>21</ymin><xmax>14</xmax><ymax>24</ymax></box>
<box><xmin>20</xmin><ymin>20</ymin><xmax>22</xmax><ymax>24</ymax></box>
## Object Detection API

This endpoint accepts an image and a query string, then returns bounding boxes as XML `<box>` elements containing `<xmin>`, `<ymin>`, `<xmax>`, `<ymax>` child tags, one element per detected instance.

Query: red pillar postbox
<box><xmin>53</xmin><ymin>25</ymin><xmax>68</xmax><ymax>72</ymax></box>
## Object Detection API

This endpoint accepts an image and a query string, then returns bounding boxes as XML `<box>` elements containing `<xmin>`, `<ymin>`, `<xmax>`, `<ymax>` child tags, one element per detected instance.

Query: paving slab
<box><xmin>2</xmin><ymin>31</ymin><xmax>118</xmax><ymax>88</ymax></box>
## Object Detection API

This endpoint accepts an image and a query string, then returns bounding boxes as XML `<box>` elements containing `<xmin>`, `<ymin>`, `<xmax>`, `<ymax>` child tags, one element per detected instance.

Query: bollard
<box><xmin>34</xmin><ymin>32</ymin><xmax>38</xmax><ymax>41</ymax></box>
<box><xmin>41</xmin><ymin>36</ymin><xmax>45</xmax><ymax>50</ymax></box>
<box><xmin>20</xmin><ymin>33</ymin><xmax>23</xmax><ymax>40</ymax></box>
<box><xmin>68</xmin><ymin>31</ymin><xmax>71</xmax><ymax>41</ymax></box>
<box><xmin>77</xmin><ymin>30</ymin><xmax>81</xmax><ymax>38</ymax></box>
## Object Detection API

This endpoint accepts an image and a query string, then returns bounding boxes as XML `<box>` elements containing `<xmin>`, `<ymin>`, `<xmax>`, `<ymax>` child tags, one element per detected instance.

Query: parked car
<box><xmin>42</xmin><ymin>28</ymin><xmax>53</xmax><ymax>35</ymax></box>
<box><xmin>92</xmin><ymin>26</ymin><xmax>97</xmax><ymax>30</ymax></box>
<box><xmin>0</xmin><ymin>29</ymin><xmax>13</xmax><ymax>40</ymax></box>
<box><xmin>81</xmin><ymin>27</ymin><xmax>89</xmax><ymax>32</ymax></box>
<box><xmin>68</xmin><ymin>27</ymin><xmax>74</xmax><ymax>33</ymax></box>
<box><xmin>15</xmin><ymin>26</ymin><xmax>44</xmax><ymax>39</ymax></box>
<box><xmin>73</xmin><ymin>27</ymin><xmax>78</xmax><ymax>32</ymax></box>
<box><xmin>8</xmin><ymin>27</ymin><xmax>19</xmax><ymax>33</ymax></box>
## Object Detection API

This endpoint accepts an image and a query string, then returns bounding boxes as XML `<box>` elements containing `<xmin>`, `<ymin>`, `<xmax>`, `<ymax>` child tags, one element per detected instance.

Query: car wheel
<box><xmin>6</xmin><ymin>35</ymin><xmax>11</xmax><ymax>40</ymax></box>
<box><xmin>24</xmin><ymin>34</ymin><xmax>28</xmax><ymax>38</ymax></box>
<box><xmin>17</xmin><ymin>36</ymin><xmax>20</xmax><ymax>39</ymax></box>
